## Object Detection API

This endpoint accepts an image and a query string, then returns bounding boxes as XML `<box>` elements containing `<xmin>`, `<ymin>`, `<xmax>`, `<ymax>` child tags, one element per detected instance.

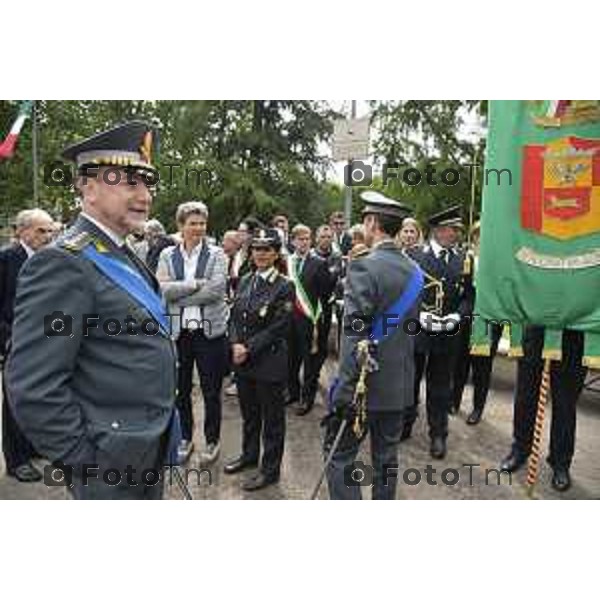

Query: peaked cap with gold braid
<box><xmin>62</xmin><ymin>120</ymin><xmax>157</xmax><ymax>177</ymax></box>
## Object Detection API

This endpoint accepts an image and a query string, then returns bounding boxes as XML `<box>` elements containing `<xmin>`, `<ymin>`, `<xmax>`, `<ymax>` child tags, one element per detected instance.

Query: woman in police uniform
<box><xmin>223</xmin><ymin>228</ymin><xmax>295</xmax><ymax>491</ymax></box>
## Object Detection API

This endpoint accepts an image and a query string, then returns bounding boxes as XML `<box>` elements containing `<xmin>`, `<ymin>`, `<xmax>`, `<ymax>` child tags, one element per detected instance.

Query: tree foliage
<box><xmin>1</xmin><ymin>100</ymin><xmax>487</xmax><ymax>235</ymax></box>
<box><xmin>0</xmin><ymin>100</ymin><xmax>343</xmax><ymax>234</ymax></box>
<box><xmin>367</xmin><ymin>100</ymin><xmax>487</xmax><ymax>224</ymax></box>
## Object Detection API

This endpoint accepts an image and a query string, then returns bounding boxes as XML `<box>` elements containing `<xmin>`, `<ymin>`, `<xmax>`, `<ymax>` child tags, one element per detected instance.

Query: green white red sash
<box><xmin>287</xmin><ymin>254</ymin><xmax>322</xmax><ymax>324</ymax></box>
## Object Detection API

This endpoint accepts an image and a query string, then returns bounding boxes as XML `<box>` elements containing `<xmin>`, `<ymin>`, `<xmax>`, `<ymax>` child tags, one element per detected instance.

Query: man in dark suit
<box><xmin>1</xmin><ymin>208</ymin><xmax>55</xmax><ymax>482</ymax></box>
<box><xmin>499</xmin><ymin>326</ymin><xmax>587</xmax><ymax>492</ymax></box>
<box><xmin>325</xmin><ymin>192</ymin><xmax>423</xmax><ymax>500</ymax></box>
<box><xmin>287</xmin><ymin>224</ymin><xmax>334</xmax><ymax>416</ymax></box>
<box><xmin>404</xmin><ymin>205</ymin><xmax>470</xmax><ymax>459</ymax></box>
<box><xmin>313</xmin><ymin>224</ymin><xmax>344</xmax><ymax>370</ymax></box>
<box><xmin>6</xmin><ymin>121</ymin><xmax>178</xmax><ymax>499</ymax></box>
<box><xmin>329</xmin><ymin>211</ymin><xmax>353</xmax><ymax>256</ymax></box>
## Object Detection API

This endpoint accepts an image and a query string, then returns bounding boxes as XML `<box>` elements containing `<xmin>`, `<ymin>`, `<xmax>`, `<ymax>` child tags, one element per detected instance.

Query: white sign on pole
<box><xmin>332</xmin><ymin>116</ymin><xmax>370</xmax><ymax>162</ymax></box>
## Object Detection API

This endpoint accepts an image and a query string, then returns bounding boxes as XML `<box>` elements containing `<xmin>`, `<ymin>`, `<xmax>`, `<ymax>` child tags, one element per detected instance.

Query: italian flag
<box><xmin>0</xmin><ymin>101</ymin><xmax>33</xmax><ymax>160</ymax></box>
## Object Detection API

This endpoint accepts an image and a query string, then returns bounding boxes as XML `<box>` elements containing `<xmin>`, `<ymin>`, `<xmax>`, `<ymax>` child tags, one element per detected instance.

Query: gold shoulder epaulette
<box><xmin>350</xmin><ymin>245</ymin><xmax>371</xmax><ymax>260</ymax></box>
<box><xmin>62</xmin><ymin>231</ymin><xmax>93</xmax><ymax>253</ymax></box>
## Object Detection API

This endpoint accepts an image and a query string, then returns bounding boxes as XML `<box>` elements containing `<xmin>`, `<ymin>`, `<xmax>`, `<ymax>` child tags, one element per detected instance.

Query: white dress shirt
<box><xmin>180</xmin><ymin>242</ymin><xmax>202</xmax><ymax>330</ymax></box>
<box><xmin>429</xmin><ymin>238</ymin><xmax>456</xmax><ymax>261</ymax></box>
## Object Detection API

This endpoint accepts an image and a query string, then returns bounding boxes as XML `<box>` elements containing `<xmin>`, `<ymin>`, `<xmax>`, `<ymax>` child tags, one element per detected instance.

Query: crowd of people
<box><xmin>0</xmin><ymin>120</ymin><xmax>590</xmax><ymax>499</ymax></box>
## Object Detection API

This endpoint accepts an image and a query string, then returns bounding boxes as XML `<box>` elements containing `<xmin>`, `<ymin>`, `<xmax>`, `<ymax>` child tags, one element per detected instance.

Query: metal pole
<box><xmin>344</xmin><ymin>159</ymin><xmax>352</xmax><ymax>228</ymax></box>
<box><xmin>310</xmin><ymin>418</ymin><xmax>349</xmax><ymax>500</ymax></box>
<box><xmin>343</xmin><ymin>100</ymin><xmax>357</xmax><ymax>228</ymax></box>
<box><xmin>168</xmin><ymin>466</ymin><xmax>193</xmax><ymax>500</ymax></box>
<box><xmin>467</xmin><ymin>157</ymin><xmax>477</xmax><ymax>249</ymax></box>
<box><xmin>32</xmin><ymin>101</ymin><xmax>39</xmax><ymax>206</ymax></box>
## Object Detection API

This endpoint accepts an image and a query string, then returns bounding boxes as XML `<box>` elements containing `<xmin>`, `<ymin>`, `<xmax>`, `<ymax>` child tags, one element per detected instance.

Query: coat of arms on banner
<box><xmin>521</xmin><ymin>136</ymin><xmax>600</xmax><ymax>241</ymax></box>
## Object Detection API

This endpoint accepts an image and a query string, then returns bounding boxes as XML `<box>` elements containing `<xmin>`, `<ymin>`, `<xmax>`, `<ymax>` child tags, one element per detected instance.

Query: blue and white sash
<box><xmin>327</xmin><ymin>265</ymin><xmax>424</xmax><ymax>410</ymax></box>
<box><xmin>81</xmin><ymin>244</ymin><xmax>169</xmax><ymax>334</ymax></box>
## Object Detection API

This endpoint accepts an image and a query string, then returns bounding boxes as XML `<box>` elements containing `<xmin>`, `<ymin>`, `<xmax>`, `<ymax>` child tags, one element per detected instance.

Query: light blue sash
<box><xmin>81</xmin><ymin>245</ymin><xmax>169</xmax><ymax>334</ymax></box>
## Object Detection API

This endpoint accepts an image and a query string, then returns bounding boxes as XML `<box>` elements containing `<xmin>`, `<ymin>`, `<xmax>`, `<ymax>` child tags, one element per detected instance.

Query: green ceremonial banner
<box><xmin>472</xmin><ymin>100</ymin><xmax>600</xmax><ymax>366</ymax></box>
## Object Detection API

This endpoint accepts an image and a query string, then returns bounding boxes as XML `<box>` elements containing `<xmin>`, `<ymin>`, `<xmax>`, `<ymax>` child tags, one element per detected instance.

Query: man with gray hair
<box><xmin>131</xmin><ymin>219</ymin><xmax>164</xmax><ymax>263</ymax></box>
<box><xmin>144</xmin><ymin>218</ymin><xmax>175</xmax><ymax>274</ymax></box>
<box><xmin>1</xmin><ymin>208</ymin><xmax>55</xmax><ymax>481</ymax></box>
<box><xmin>157</xmin><ymin>201</ymin><xmax>228</xmax><ymax>465</ymax></box>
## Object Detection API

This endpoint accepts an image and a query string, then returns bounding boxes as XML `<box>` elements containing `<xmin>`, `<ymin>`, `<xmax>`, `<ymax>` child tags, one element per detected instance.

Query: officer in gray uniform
<box><xmin>6</xmin><ymin>121</ymin><xmax>178</xmax><ymax>500</ymax></box>
<box><xmin>324</xmin><ymin>192</ymin><xmax>423</xmax><ymax>500</ymax></box>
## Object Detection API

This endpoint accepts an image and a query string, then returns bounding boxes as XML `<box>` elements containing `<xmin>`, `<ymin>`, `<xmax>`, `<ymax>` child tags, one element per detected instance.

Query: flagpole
<box><xmin>467</xmin><ymin>153</ymin><xmax>477</xmax><ymax>248</ymax></box>
<box><xmin>32</xmin><ymin>100</ymin><xmax>39</xmax><ymax>206</ymax></box>
<box><xmin>526</xmin><ymin>358</ymin><xmax>551</xmax><ymax>498</ymax></box>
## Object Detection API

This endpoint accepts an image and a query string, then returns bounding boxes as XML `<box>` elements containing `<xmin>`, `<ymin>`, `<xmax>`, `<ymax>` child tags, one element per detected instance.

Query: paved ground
<box><xmin>1</xmin><ymin>356</ymin><xmax>599</xmax><ymax>500</ymax></box>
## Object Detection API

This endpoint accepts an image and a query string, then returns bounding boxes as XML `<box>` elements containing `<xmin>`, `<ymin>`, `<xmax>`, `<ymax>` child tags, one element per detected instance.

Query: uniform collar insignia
<box><xmin>93</xmin><ymin>239</ymin><xmax>110</xmax><ymax>253</ymax></box>
<box><xmin>62</xmin><ymin>231</ymin><xmax>93</xmax><ymax>253</ymax></box>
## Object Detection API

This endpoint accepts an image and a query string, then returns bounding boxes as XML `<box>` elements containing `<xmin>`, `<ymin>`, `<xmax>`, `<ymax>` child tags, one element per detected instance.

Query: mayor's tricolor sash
<box><xmin>287</xmin><ymin>254</ymin><xmax>322</xmax><ymax>354</ymax></box>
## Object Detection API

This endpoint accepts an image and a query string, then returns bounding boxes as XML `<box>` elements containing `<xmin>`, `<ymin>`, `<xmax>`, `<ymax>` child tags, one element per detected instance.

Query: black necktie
<box><xmin>439</xmin><ymin>249</ymin><xmax>449</xmax><ymax>264</ymax></box>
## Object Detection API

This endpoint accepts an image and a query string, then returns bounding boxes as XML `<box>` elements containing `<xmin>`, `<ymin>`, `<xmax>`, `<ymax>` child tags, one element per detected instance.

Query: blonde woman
<box><xmin>397</xmin><ymin>217</ymin><xmax>423</xmax><ymax>250</ymax></box>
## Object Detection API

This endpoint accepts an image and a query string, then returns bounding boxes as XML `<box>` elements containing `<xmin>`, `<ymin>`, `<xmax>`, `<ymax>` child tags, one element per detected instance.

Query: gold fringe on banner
<box><xmin>470</xmin><ymin>344</ymin><xmax>491</xmax><ymax>357</ymax></box>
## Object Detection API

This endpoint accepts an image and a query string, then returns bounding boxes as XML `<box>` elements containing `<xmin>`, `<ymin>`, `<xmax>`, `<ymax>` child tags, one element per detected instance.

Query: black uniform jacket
<box><xmin>405</xmin><ymin>244</ymin><xmax>470</xmax><ymax>317</ymax></box>
<box><xmin>229</xmin><ymin>269</ymin><xmax>295</xmax><ymax>383</ymax></box>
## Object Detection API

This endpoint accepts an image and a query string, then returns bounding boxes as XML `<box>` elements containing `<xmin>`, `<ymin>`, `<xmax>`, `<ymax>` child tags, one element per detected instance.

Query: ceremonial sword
<box><xmin>310</xmin><ymin>340</ymin><xmax>373</xmax><ymax>500</ymax></box>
